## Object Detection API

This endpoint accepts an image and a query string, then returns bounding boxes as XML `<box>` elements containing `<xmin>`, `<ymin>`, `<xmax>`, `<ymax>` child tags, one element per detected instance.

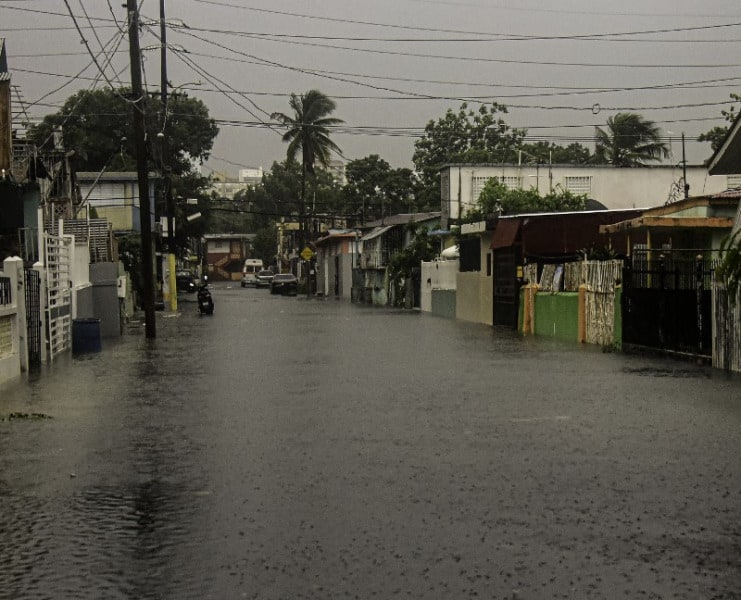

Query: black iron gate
<box><xmin>622</xmin><ymin>256</ymin><xmax>712</xmax><ymax>356</ymax></box>
<box><xmin>24</xmin><ymin>269</ymin><xmax>42</xmax><ymax>369</ymax></box>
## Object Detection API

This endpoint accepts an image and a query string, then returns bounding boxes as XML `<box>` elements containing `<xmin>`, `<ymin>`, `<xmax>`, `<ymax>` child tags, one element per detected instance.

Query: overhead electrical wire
<box><xmin>188</xmin><ymin>0</ymin><xmax>741</xmax><ymax>40</ymax></box>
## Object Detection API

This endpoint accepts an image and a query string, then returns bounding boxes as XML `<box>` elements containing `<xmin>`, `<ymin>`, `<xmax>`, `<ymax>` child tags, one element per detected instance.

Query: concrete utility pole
<box><xmin>160</xmin><ymin>0</ymin><xmax>177</xmax><ymax>312</ymax></box>
<box><xmin>128</xmin><ymin>0</ymin><xmax>156</xmax><ymax>338</ymax></box>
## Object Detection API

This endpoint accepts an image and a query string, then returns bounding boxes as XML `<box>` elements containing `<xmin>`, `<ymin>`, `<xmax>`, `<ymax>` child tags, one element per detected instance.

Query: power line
<box><xmin>189</xmin><ymin>0</ymin><xmax>741</xmax><ymax>40</ymax></box>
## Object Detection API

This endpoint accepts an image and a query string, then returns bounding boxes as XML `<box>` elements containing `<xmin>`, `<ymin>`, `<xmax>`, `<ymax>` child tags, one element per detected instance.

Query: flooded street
<box><xmin>1</xmin><ymin>283</ymin><xmax>740</xmax><ymax>599</ymax></box>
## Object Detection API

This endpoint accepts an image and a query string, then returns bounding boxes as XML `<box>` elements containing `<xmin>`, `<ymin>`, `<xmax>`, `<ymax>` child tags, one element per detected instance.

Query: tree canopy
<box><xmin>344</xmin><ymin>154</ymin><xmax>420</xmax><ymax>223</ymax></box>
<box><xmin>412</xmin><ymin>102</ymin><xmax>526</xmax><ymax>206</ymax></box>
<box><xmin>593</xmin><ymin>112</ymin><xmax>669</xmax><ymax>166</ymax></box>
<box><xmin>697</xmin><ymin>92</ymin><xmax>740</xmax><ymax>155</ymax></box>
<box><xmin>28</xmin><ymin>87</ymin><xmax>218</xmax><ymax>176</ymax></box>
<box><xmin>270</xmin><ymin>89</ymin><xmax>343</xmax><ymax>175</ymax></box>
<box><xmin>465</xmin><ymin>177</ymin><xmax>586</xmax><ymax>222</ymax></box>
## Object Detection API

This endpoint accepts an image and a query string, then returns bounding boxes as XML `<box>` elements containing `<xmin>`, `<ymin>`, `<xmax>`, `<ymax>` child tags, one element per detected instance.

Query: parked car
<box><xmin>270</xmin><ymin>273</ymin><xmax>298</xmax><ymax>296</ymax></box>
<box><xmin>176</xmin><ymin>270</ymin><xmax>196</xmax><ymax>293</ymax></box>
<box><xmin>241</xmin><ymin>258</ymin><xmax>264</xmax><ymax>287</ymax></box>
<box><xmin>255</xmin><ymin>269</ymin><xmax>275</xmax><ymax>288</ymax></box>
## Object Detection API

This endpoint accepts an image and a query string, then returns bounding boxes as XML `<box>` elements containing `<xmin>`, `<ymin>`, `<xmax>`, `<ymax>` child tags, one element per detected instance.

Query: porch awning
<box><xmin>601</xmin><ymin>216</ymin><xmax>734</xmax><ymax>234</ymax></box>
<box><xmin>490</xmin><ymin>218</ymin><xmax>521</xmax><ymax>250</ymax></box>
<box><xmin>361</xmin><ymin>225</ymin><xmax>393</xmax><ymax>242</ymax></box>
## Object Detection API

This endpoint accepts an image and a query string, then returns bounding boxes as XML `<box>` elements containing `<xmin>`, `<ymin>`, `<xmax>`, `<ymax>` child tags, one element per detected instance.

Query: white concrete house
<box><xmin>440</xmin><ymin>163</ymin><xmax>736</xmax><ymax>228</ymax></box>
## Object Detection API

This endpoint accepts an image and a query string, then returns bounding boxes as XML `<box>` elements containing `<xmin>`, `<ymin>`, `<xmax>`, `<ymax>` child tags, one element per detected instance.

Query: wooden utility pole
<box><xmin>127</xmin><ymin>0</ymin><xmax>156</xmax><ymax>338</ymax></box>
<box><xmin>160</xmin><ymin>0</ymin><xmax>177</xmax><ymax>312</ymax></box>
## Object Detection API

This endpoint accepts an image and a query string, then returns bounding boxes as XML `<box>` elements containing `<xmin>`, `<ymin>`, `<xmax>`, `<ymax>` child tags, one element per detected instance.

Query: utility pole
<box><xmin>127</xmin><ymin>0</ymin><xmax>156</xmax><ymax>338</ymax></box>
<box><xmin>681</xmin><ymin>132</ymin><xmax>690</xmax><ymax>199</ymax></box>
<box><xmin>160</xmin><ymin>0</ymin><xmax>177</xmax><ymax>312</ymax></box>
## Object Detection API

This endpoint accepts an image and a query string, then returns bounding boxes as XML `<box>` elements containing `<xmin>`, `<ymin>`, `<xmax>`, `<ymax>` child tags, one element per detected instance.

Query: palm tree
<box><xmin>271</xmin><ymin>90</ymin><xmax>343</xmax><ymax>249</ymax></box>
<box><xmin>594</xmin><ymin>112</ymin><xmax>669</xmax><ymax>166</ymax></box>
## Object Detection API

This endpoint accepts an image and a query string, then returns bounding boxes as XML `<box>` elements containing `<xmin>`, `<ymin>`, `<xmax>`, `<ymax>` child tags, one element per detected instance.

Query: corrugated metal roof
<box><xmin>361</xmin><ymin>225</ymin><xmax>393</xmax><ymax>242</ymax></box>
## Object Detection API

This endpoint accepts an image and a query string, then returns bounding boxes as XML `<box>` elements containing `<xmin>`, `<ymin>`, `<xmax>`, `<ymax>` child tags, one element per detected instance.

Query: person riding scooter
<box><xmin>197</xmin><ymin>276</ymin><xmax>214</xmax><ymax>315</ymax></box>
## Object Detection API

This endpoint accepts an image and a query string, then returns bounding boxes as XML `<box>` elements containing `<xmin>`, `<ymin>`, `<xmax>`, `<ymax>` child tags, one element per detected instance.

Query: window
<box><xmin>473</xmin><ymin>176</ymin><xmax>521</xmax><ymax>202</ymax></box>
<box><xmin>564</xmin><ymin>176</ymin><xmax>592</xmax><ymax>196</ymax></box>
<box><xmin>459</xmin><ymin>237</ymin><xmax>481</xmax><ymax>272</ymax></box>
<box><xmin>728</xmin><ymin>175</ymin><xmax>741</xmax><ymax>189</ymax></box>
<box><xmin>486</xmin><ymin>253</ymin><xmax>492</xmax><ymax>277</ymax></box>
<box><xmin>500</xmin><ymin>176</ymin><xmax>522</xmax><ymax>191</ymax></box>
<box><xmin>472</xmin><ymin>176</ymin><xmax>490</xmax><ymax>201</ymax></box>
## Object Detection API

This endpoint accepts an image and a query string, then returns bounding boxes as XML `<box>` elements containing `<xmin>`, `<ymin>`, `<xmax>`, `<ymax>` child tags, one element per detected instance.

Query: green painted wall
<box><xmin>533</xmin><ymin>292</ymin><xmax>579</xmax><ymax>343</ymax></box>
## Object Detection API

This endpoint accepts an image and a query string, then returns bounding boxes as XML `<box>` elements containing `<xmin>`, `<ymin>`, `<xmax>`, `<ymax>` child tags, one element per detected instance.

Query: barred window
<box><xmin>728</xmin><ymin>175</ymin><xmax>741</xmax><ymax>189</ymax></box>
<box><xmin>500</xmin><ymin>176</ymin><xmax>522</xmax><ymax>191</ymax></box>
<box><xmin>565</xmin><ymin>176</ymin><xmax>591</xmax><ymax>195</ymax></box>
<box><xmin>472</xmin><ymin>176</ymin><xmax>490</xmax><ymax>201</ymax></box>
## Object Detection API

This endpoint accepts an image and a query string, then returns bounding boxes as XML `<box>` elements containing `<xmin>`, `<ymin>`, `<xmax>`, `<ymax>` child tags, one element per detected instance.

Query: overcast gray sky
<box><xmin>3</xmin><ymin>0</ymin><xmax>741</xmax><ymax>177</ymax></box>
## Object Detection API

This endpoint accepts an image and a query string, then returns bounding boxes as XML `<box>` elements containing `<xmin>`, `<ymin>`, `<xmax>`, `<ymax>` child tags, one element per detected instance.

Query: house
<box><xmin>600</xmin><ymin>191</ymin><xmax>739</xmax><ymax>262</ymax></box>
<box><xmin>488</xmin><ymin>209</ymin><xmax>641</xmax><ymax>328</ymax></box>
<box><xmin>314</xmin><ymin>230</ymin><xmax>358</xmax><ymax>300</ymax></box>
<box><xmin>76</xmin><ymin>171</ymin><xmax>155</xmax><ymax>233</ymax></box>
<box><xmin>708</xmin><ymin>112</ymin><xmax>741</xmax><ymax>370</ymax></box>
<box><xmin>354</xmin><ymin>212</ymin><xmax>441</xmax><ymax>306</ymax></box>
<box><xmin>203</xmin><ymin>233</ymin><xmax>255</xmax><ymax>281</ymax></box>
<box><xmin>440</xmin><ymin>163</ymin><xmax>733</xmax><ymax>229</ymax></box>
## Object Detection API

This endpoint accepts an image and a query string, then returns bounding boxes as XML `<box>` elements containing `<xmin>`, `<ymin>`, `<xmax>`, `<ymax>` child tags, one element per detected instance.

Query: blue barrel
<box><xmin>72</xmin><ymin>318</ymin><xmax>102</xmax><ymax>353</ymax></box>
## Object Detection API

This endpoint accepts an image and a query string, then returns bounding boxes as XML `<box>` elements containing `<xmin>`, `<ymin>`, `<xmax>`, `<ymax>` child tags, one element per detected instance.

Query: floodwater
<box><xmin>1</xmin><ymin>283</ymin><xmax>740</xmax><ymax>599</ymax></box>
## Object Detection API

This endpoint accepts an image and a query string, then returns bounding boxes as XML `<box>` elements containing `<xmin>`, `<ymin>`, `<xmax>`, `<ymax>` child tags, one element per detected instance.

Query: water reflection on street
<box><xmin>1</xmin><ymin>284</ymin><xmax>740</xmax><ymax>599</ymax></box>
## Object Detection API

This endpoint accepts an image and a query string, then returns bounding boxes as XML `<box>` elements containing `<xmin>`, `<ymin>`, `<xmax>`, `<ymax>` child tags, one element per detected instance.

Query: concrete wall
<box><xmin>0</xmin><ymin>257</ymin><xmax>23</xmax><ymax>387</ymax></box>
<box><xmin>456</xmin><ymin>272</ymin><xmax>493</xmax><ymax>325</ymax></box>
<box><xmin>90</xmin><ymin>262</ymin><xmax>121</xmax><ymax>337</ymax></box>
<box><xmin>420</xmin><ymin>260</ymin><xmax>458</xmax><ymax>313</ymax></box>
<box><xmin>431</xmin><ymin>289</ymin><xmax>456</xmax><ymax>319</ymax></box>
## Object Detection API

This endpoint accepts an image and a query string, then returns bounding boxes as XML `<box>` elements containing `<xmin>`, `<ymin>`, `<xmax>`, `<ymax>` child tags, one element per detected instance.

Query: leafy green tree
<box><xmin>253</xmin><ymin>224</ymin><xmax>278</xmax><ymax>266</ymax></box>
<box><xmin>344</xmin><ymin>154</ymin><xmax>420</xmax><ymax>223</ymax></box>
<box><xmin>518</xmin><ymin>141</ymin><xmax>592</xmax><ymax>164</ymax></box>
<box><xmin>412</xmin><ymin>102</ymin><xmax>526</xmax><ymax>208</ymax></box>
<box><xmin>465</xmin><ymin>177</ymin><xmax>586</xmax><ymax>222</ymax></box>
<box><xmin>698</xmin><ymin>92</ymin><xmax>740</xmax><ymax>154</ymax></box>
<box><xmin>270</xmin><ymin>90</ymin><xmax>343</xmax><ymax>246</ymax></box>
<box><xmin>593</xmin><ymin>112</ymin><xmax>669</xmax><ymax>166</ymax></box>
<box><xmin>28</xmin><ymin>87</ymin><xmax>218</xmax><ymax>176</ymax></box>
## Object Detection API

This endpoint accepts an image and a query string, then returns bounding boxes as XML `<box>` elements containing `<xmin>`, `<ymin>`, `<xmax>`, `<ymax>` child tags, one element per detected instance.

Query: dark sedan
<box><xmin>176</xmin><ymin>270</ymin><xmax>196</xmax><ymax>293</ymax></box>
<box><xmin>269</xmin><ymin>273</ymin><xmax>298</xmax><ymax>295</ymax></box>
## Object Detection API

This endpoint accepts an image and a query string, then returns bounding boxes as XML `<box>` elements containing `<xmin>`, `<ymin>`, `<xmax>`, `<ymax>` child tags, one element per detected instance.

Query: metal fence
<box><xmin>0</xmin><ymin>276</ymin><xmax>11</xmax><ymax>306</ymax></box>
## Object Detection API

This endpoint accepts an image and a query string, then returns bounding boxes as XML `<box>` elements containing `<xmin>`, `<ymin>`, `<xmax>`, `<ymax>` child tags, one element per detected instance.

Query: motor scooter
<box><xmin>197</xmin><ymin>278</ymin><xmax>214</xmax><ymax>315</ymax></box>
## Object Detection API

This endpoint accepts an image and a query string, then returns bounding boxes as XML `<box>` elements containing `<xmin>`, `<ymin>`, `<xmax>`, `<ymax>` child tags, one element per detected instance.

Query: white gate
<box><xmin>44</xmin><ymin>233</ymin><xmax>73</xmax><ymax>359</ymax></box>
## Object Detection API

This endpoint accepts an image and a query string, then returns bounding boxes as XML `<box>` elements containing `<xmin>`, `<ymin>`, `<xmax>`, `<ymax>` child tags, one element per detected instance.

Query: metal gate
<box><xmin>622</xmin><ymin>256</ymin><xmax>712</xmax><ymax>356</ymax></box>
<box><xmin>44</xmin><ymin>233</ymin><xmax>73</xmax><ymax>359</ymax></box>
<box><xmin>493</xmin><ymin>248</ymin><xmax>520</xmax><ymax>328</ymax></box>
<box><xmin>24</xmin><ymin>269</ymin><xmax>42</xmax><ymax>368</ymax></box>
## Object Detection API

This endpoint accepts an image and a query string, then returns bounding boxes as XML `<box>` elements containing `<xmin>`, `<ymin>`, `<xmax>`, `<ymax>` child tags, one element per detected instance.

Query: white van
<box><xmin>241</xmin><ymin>259</ymin><xmax>264</xmax><ymax>287</ymax></box>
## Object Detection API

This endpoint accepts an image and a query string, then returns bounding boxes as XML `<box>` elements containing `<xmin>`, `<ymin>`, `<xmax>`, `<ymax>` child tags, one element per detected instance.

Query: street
<box><xmin>1</xmin><ymin>283</ymin><xmax>740</xmax><ymax>600</ymax></box>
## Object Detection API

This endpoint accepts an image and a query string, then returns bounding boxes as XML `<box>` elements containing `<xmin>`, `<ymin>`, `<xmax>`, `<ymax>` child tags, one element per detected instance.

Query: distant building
<box><xmin>238</xmin><ymin>167</ymin><xmax>263</xmax><ymax>186</ymax></box>
<box><xmin>203</xmin><ymin>233</ymin><xmax>256</xmax><ymax>281</ymax></box>
<box><xmin>325</xmin><ymin>160</ymin><xmax>346</xmax><ymax>186</ymax></box>
<box><xmin>76</xmin><ymin>172</ymin><xmax>155</xmax><ymax>233</ymax></box>
<box><xmin>209</xmin><ymin>167</ymin><xmax>264</xmax><ymax>200</ymax></box>
<box><xmin>439</xmin><ymin>163</ymin><xmax>734</xmax><ymax>229</ymax></box>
